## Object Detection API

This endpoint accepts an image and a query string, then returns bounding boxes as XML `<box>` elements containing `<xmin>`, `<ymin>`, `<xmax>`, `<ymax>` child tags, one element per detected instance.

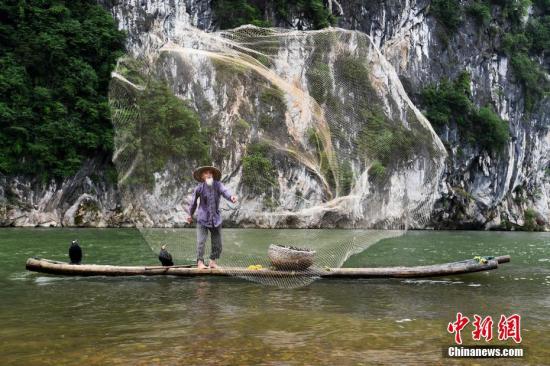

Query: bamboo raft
<box><xmin>26</xmin><ymin>255</ymin><xmax>510</xmax><ymax>279</ymax></box>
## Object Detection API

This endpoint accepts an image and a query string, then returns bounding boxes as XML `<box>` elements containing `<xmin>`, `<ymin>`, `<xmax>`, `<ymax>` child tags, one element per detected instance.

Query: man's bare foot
<box><xmin>208</xmin><ymin>260</ymin><xmax>219</xmax><ymax>269</ymax></box>
<box><xmin>197</xmin><ymin>260</ymin><xmax>208</xmax><ymax>269</ymax></box>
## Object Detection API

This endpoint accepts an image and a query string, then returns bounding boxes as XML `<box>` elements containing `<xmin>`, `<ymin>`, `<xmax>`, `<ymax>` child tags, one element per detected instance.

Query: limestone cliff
<box><xmin>1</xmin><ymin>0</ymin><xmax>548</xmax><ymax>231</ymax></box>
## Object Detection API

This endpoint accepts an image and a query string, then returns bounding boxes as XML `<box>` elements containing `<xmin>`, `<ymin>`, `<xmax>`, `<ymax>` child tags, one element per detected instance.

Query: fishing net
<box><xmin>108</xmin><ymin>25</ymin><xmax>447</xmax><ymax>288</ymax></box>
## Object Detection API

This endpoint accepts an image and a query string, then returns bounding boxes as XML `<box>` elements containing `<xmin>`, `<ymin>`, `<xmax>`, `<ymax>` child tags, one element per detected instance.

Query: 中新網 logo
<box><xmin>447</xmin><ymin>313</ymin><xmax>522</xmax><ymax>344</ymax></box>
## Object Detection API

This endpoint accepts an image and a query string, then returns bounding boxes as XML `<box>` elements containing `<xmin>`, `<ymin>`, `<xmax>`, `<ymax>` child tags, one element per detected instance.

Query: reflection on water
<box><xmin>0</xmin><ymin>228</ymin><xmax>549</xmax><ymax>365</ymax></box>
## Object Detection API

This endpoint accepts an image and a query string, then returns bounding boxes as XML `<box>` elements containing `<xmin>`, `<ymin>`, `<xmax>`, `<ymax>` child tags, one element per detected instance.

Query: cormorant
<box><xmin>69</xmin><ymin>240</ymin><xmax>82</xmax><ymax>264</ymax></box>
<box><xmin>159</xmin><ymin>244</ymin><xmax>174</xmax><ymax>266</ymax></box>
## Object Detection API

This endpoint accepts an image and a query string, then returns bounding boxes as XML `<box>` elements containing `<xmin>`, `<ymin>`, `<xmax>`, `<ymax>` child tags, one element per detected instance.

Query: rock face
<box><xmin>0</xmin><ymin>158</ymin><xmax>125</xmax><ymax>227</ymax></box>
<box><xmin>336</xmin><ymin>0</ymin><xmax>550</xmax><ymax>230</ymax></box>
<box><xmin>108</xmin><ymin>25</ymin><xmax>446</xmax><ymax>228</ymax></box>
<box><xmin>1</xmin><ymin>0</ymin><xmax>548</xmax><ymax>230</ymax></box>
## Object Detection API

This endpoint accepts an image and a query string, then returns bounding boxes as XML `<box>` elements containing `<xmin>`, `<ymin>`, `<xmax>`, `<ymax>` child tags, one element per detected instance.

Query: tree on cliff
<box><xmin>0</xmin><ymin>0</ymin><xmax>126</xmax><ymax>181</ymax></box>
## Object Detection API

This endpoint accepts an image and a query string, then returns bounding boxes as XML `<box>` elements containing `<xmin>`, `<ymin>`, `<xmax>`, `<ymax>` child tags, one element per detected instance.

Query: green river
<box><xmin>0</xmin><ymin>228</ymin><xmax>549</xmax><ymax>365</ymax></box>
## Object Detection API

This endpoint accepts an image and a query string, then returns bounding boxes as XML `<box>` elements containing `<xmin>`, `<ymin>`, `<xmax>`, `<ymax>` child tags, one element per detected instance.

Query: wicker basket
<box><xmin>268</xmin><ymin>244</ymin><xmax>316</xmax><ymax>270</ymax></box>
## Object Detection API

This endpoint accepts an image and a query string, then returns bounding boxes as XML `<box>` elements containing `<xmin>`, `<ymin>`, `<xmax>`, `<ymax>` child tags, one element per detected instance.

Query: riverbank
<box><xmin>1</xmin><ymin>155</ymin><xmax>549</xmax><ymax>232</ymax></box>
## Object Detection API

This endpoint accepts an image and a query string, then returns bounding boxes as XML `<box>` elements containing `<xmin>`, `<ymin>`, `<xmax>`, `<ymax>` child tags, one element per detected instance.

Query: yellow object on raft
<box><xmin>247</xmin><ymin>264</ymin><xmax>263</xmax><ymax>270</ymax></box>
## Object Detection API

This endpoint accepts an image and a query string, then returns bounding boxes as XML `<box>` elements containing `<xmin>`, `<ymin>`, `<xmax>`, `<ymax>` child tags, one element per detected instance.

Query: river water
<box><xmin>0</xmin><ymin>228</ymin><xmax>548</xmax><ymax>365</ymax></box>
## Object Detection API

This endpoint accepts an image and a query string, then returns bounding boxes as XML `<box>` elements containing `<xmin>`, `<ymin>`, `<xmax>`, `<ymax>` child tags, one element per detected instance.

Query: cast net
<box><xmin>108</xmin><ymin>25</ymin><xmax>447</xmax><ymax>288</ymax></box>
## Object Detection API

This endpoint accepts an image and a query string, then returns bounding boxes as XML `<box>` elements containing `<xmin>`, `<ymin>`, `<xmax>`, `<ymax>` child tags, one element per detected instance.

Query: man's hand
<box><xmin>231</xmin><ymin>195</ymin><xmax>237</xmax><ymax>203</ymax></box>
<box><xmin>186</xmin><ymin>216</ymin><xmax>193</xmax><ymax>224</ymax></box>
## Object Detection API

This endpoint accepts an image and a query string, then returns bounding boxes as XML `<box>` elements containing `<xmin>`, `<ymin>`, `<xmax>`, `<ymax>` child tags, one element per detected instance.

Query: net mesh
<box><xmin>108</xmin><ymin>25</ymin><xmax>447</xmax><ymax>288</ymax></box>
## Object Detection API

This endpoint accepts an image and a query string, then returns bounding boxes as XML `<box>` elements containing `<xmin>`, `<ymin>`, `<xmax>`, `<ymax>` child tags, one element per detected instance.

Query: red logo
<box><xmin>498</xmin><ymin>314</ymin><xmax>522</xmax><ymax>343</ymax></box>
<box><xmin>447</xmin><ymin>312</ymin><xmax>470</xmax><ymax>344</ymax></box>
<box><xmin>472</xmin><ymin>315</ymin><xmax>494</xmax><ymax>342</ymax></box>
<box><xmin>448</xmin><ymin>313</ymin><xmax>521</xmax><ymax>344</ymax></box>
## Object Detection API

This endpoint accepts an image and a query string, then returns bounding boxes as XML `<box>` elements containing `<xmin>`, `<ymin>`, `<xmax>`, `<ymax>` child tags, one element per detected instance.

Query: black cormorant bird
<box><xmin>159</xmin><ymin>244</ymin><xmax>174</xmax><ymax>266</ymax></box>
<box><xmin>69</xmin><ymin>240</ymin><xmax>82</xmax><ymax>264</ymax></box>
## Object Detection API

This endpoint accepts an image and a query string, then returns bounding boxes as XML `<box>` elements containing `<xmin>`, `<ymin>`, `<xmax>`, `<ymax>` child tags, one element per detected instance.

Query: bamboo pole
<box><xmin>25</xmin><ymin>256</ymin><xmax>510</xmax><ymax>279</ymax></box>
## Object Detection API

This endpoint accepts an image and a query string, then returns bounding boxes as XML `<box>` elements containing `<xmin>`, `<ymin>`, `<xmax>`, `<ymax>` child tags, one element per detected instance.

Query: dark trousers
<box><xmin>196</xmin><ymin>223</ymin><xmax>222</xmax><ymax>262</ymax></box>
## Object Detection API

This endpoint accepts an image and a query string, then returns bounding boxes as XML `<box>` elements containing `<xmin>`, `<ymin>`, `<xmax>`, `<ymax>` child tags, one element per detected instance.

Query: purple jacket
<box><xmin>188</xmin><ymin>181</ymin><xmax>233</xmax><ymax>228</ymax></box>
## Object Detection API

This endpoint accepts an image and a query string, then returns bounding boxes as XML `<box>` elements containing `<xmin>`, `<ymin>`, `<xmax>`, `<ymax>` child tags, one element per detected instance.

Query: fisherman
<box><xmin>187</xmin><ymin>166</ymin><xmax>237</xmax><ymax>269</ymax></box>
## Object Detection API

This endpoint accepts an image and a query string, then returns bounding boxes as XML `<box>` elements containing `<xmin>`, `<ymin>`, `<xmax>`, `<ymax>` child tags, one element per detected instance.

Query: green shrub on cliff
<box><xmin>368</xmin><ymin>160</ymin><xmax>386</xmax><ymax>182</ymax></box>
<box><xmin>421</xmin><ymin>72</ymin><xmax>472</xmax><ymax>129</ymax></box>
<box><xmin>431</xmin><ymin>0</ymin><xmax>463</xmax><ymax>31</ymax></box>
<box><xmin>212</xmin><ymin>0</ymin><xmax>336</xmax><ymax>30</ymax></box>
<box><xmin>357</xmin><ymin>107</ymin><xmax>431</xmax><ymax>170</ymax></box>
<box><xmin>502</xmin><ymin>24</ymin><xmax>549</xmax><ymax>111</ymax></box>
<box><xmin>241</xmin><ymin>142</ymin><xmax>277</xmax><ymax>195</ymax></box>
<box><xmin>502</xmin><ymin>0</ymin><xmax>549</xmax><ymax>111</ymax></box>
<box><xmin>339</xmin><ymin>160</ymin><xmax>354</xmax><ymax>195</ymax></box>
<box><xmin>431</xmin><ymin>0</ymin><xmax>548</xmax><ymax>112</ymax></box>
<box><xmin>334</xmin><ymin>54</ymin><xmax>372</xmax><ymax>92</ymax></box>
<box><xmin>526</xmin><ymin>15</ymin><xmax>550</xmax><ymax>54</ymax></box>
<box><xmin>0</xmin><ymin>0</ymin><xmax>126</xmax><ymax>180</ymax></box>
<box><xmin>466</xmin><ymin>1</ymin><xmax>491</xmax><ymax>25</ymax></box>
<box><xmin>306</xmin><ymin>62</ymin><xmax>332</xmax><ymax>104</ymax></box>
<box><xmin>421</xmin><ymin>72</ymin><xmax>510</xmax><ymax>154</ymax></box>
<box><xmin>523</xmin><ymin>208</ymin><xmax>544</xmax><ymax>231</ymax></box>
<box><xmin>137</xmin><ymin>81</ymin><xmax>209</xmax><ymax>169</ymax></box>
<box><xmin>212</xmin><ymin>0</ymin><xmax>271</xmax><ymax>29</ymax></box>
<box><xmin>114</xmin><ymin>79</ymin><xmax>210</xmax><ymax>190</ymax></box>
<box><xmin>258</xmin><ymin>86</ymin><xmax>287</xmax><ymax>130</ymax></box>
<box><xmin>473</xmin><ymin>106</ymin><xmax>510</xmax><ymax>152</ymax></box>
<box><xmin>334</xmin><ymin>52</ymin><xmax>435</xmax><ymax>180</ymax></box>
